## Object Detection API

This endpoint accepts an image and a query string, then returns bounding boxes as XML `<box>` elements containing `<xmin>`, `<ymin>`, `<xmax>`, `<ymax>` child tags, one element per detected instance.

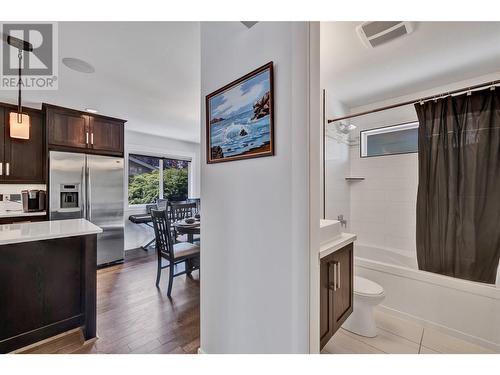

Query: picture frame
<box><xmin>205</xmin><ymin>61</ymin><xmax>275</xmax><ymax>164</ymax></box>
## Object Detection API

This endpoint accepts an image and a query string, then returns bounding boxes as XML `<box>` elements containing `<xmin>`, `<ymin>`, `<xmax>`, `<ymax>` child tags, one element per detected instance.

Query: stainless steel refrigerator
<box><xmin>49</xmin><ymin>151</ymin><xmax>124</xmax><ymax>266</ymax></box>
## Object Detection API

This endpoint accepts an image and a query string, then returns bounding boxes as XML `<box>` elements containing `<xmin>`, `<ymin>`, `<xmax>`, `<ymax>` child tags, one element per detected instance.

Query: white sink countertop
<box><xmin>0</xmin><ymin>201</ymin><xmax>46</xmax><ymax>218</ymax></box>
<box><xmin>0</xmin><ymin>219</ymin><xmax>102</xmax><ymax>246</ymax></box>
<box><xmin>319</xmin><ymin>232</ymin><xmax>357</xmax><ymax>259</ymax></box>
<box><xmin>320</xmin><ymin>219</ymin><xmax>342</xmax><ymax>245</ymax></box>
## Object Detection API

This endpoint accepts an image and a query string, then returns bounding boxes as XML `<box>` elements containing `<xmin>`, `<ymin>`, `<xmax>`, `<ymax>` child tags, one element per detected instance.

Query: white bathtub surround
<box><xmin>349</xmin><ymin>149</ymin><xmax>418</xmax><ymax>255</ymax></box>
<box><xmin>354</xmin><ymin>244</ymin><xmax>500</xmax><ymax>352</ymax></box>
<box><xmin>0</xmin><ymin>218</ymin><xmax>102</xmax><ymax>245</ymax></box>
<box><xmin>322</xmin><ymin>308</ymin><xmax>495</xmax><ymax>354</ymax></box>
<box><xmin>319</xmin><ymin>233</ymin><xmax>356</xmax><ymax>259</ymax></box>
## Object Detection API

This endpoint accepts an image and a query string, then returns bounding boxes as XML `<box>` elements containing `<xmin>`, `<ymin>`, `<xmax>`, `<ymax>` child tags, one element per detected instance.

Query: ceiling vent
<box><xmin>356</xmin><ymin>21</ymin><xmax>414</xmax><ymax>48</ymax></box>
<box><xmin>241</xmin><ymin>21</ymin><xmax>258</xmax><ymax>29</ymax></box>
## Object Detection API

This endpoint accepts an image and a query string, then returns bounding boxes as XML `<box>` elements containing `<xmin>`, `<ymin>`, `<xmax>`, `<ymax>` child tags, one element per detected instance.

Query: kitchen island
<box><xmin>0</xmin><ymin>219</ymin><xmax>102</xmax><ymax>353</ymax></box>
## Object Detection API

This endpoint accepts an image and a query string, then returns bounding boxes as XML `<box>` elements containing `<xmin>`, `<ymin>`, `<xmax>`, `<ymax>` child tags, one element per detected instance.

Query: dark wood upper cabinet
<box><xmin>89</xmin><ymin>117</ymin><xmax>124</xmax><ymax>154</ymax></box>
<box><xmin>46</xmin><ymin>106</ymin><xmax>89</xmax><ymax>149</ymax></box>
<box><xmin>44</xmin><ymin>104</ymin><xmax>125</xmax><ymax>156</ymax></box>
<box><xmin>0</xmin><ymin>107</ymin><xmax>4</xmax><ymax>163</ymax></box>
<box><xmin>320</xmin><ymin>243</ymin><xmax>354</xmax><ymax>350</ymax></box>
<box><xmin>0</xmin><ymin>103</ymin><xmax>45</xmax><ymax>184</ymax></box>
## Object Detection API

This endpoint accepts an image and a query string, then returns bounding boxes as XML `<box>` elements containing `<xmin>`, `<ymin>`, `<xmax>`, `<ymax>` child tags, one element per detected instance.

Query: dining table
<box><xmin>172</xmin><ymin>218</ymin><xmax>201</xmax><ymax>243</ymax></box>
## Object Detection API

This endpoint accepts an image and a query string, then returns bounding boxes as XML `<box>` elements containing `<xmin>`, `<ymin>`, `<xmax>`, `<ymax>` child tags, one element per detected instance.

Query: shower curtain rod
<box><xmin>327</xmin><ymin>79</ymin><xmax>500</xmax><ymax>123</ymax></box>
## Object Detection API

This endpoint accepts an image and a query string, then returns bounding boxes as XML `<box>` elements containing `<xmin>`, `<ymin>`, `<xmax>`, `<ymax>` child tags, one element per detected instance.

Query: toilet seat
<box><xmin>354</xmin><ymin>276</ymin><xmax>384</xmax><ymax>297</ymax></box>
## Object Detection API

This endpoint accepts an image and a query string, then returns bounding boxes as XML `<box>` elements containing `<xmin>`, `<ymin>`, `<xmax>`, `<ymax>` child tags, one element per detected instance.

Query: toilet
<box><xmin>342</xmin><ymin>276</ymin><xmax>385</xmax><ymax>337</ymax></box>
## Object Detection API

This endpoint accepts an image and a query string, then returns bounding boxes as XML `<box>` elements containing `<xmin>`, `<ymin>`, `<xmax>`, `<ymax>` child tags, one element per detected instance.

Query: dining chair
<box><xmin>169</xmin><ymin>201</ymin><xmax>198</xmax><ymax>242</ymax></box>
<box><xmin>170</xmin><ymin>201</ymin><xmax>197</xmax><ymax>221</ymax></box>
<box><xmin>156</xmin><ymin>198</ymin><xmax>169</xmax><ymax>211</ymax></box>
<box><xmin>151</xmin><ymin>209</ymin><xmax>200</xmax><ymax>297</ymax></box>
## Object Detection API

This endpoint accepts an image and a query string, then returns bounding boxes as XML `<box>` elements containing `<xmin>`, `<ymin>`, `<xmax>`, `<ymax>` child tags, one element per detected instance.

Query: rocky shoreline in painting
<box><xmin>251</xmin><ymin>91</ymin><xmax>270</xmax><ymax>120</ymax></box>
<box><xmin>210</xmin><ymin>117</ymin><xmax>225</xmax><ymax>125</ymax></box>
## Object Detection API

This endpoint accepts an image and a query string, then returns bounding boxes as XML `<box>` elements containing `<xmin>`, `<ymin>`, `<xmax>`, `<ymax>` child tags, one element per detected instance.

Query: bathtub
<box><xmin>354</xmin><ymin>244</ymin><xmax>500</xmax><ymax>352</ymax></box>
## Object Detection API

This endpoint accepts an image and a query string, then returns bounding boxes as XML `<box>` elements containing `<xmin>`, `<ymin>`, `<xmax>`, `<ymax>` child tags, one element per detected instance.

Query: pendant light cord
<box><xmin>17</xmin><ymin>49</ymin><xmax>22</xmax><ymax>123</ymax></box>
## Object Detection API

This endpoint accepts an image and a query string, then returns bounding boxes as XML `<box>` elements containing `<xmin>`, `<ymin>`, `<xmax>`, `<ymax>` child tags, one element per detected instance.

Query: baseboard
<box><xmin>9</xmin><ymin>327</ymin><xmax>82</xmax><ymax>354</ymax></box>
<box><xmin>1</xmin><ymin>314</ymin><xmax>84</xmax><ymax>354</ymax></box>
<box><xmin>377</xmin><ymin>305</ymin><xmax>500</xmax><ymax>353</ymax></box>
<box><xmin>197</xmin><ymin>347</ymin><xmax>206</xmax><ymax>354</ymax></box>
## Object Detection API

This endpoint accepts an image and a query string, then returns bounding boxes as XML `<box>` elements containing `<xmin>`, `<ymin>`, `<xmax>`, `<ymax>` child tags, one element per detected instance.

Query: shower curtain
<box><xmin>415</xmin><ymin>88</ymin><xmax>500</xmax><ymax>284</ymax></box>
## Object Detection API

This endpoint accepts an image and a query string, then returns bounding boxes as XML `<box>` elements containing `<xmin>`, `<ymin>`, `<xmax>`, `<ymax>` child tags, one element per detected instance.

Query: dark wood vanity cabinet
<box><xmin>0</xmin><ymin>103</ymin><xmax>45</xmax><ymax>184</ymax></box>
<box><xmin>44</xmin><ymin>104</ymin><xmax>125</xmax><ymax>156</ymax></box>
<box><xmin>320</xmin><ymin>243</ymin><xmax>354</xmax><ymax>349</ymax></box>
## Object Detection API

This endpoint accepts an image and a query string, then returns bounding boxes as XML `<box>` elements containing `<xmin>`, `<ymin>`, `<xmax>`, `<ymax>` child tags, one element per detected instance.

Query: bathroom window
<box><xmin>360</xmin><ymin>121</ymin><xmax>419</xmax><ymax>157</ymax></box>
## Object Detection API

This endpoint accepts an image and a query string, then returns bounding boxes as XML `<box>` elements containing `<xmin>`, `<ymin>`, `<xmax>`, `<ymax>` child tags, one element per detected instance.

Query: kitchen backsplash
<box><xmin>0</xmin><ymin>184</ymin><xmax>47</xmax><ymax>201</ymax></box>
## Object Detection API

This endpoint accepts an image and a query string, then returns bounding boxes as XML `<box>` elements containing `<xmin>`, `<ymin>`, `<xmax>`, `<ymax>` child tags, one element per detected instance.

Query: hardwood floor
<box><xmin>81</xmin><ymin>248</ymin><xmax>200</xmax><ymax>354</ymax></box>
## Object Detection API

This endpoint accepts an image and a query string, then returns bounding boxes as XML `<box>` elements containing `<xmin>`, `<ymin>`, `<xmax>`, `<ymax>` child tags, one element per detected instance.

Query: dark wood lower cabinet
<box><xmin>0</xmin><ymin>235</ymin><xmax>96</xmax><ymax>353</ymax></box>
<box><xmin>320</xmin><ymin>243</ymin><xmax>353</xmax><ymax>350</ymax></box>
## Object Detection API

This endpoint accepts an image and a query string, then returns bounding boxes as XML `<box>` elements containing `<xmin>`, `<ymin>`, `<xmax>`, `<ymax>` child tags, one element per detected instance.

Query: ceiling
<box><xmin>321</xmin><ymin>22</ymin><xmax>500</xmax><ymax>109</ymax></box>
<box><xmin>0</xmin><ymin>22</ymin><xmax>201</xmax><ymax>143</ymax></box>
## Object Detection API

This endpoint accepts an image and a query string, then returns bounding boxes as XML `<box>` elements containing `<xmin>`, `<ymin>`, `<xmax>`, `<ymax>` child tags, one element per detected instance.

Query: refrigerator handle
<box><xmin>87</xmin><ymin>165</ymin><xmax>92</xmax><ymax>222</ymax></box>
<box><xmin>81</xmin><ymin>165</ymin><xmax>87</xmax><ymax>219</ymax></box>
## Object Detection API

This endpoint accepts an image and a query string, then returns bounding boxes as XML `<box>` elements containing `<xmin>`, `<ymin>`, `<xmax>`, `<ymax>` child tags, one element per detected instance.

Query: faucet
<box><xmin>337</xmin><ymin>214</ymin><xmax>347</xmax><ymax>228</ymax></box>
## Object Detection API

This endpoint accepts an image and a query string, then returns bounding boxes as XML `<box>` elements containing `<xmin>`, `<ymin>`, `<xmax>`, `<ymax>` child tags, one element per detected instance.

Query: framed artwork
<box><xmin>206</xmin><ymin>61</ymin><xmax>274</xmax><ymax>163</ymax></box>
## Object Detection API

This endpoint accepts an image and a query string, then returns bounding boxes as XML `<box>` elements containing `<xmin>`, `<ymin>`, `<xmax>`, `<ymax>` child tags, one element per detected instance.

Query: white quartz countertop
<box><xmin>319</xmin><ymin>232</ymin><xmax>357</xmax><ymax>259</ymax></box>
<box><xmin>0</xmin><ymin>201</ymin><xmax>46</xmax><ymax>218</ymax></box>
<box><xmin>0</xmin><ymin>219</ymin><xmax>102</xmax><ymax>246</ymax></box>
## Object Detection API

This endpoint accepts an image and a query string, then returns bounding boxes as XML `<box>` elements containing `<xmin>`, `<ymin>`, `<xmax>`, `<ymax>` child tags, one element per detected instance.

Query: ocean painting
<box><xmin>206</xmin><ymin>62</ymin><xmax>274</xmax><ymax>163</ymax></box>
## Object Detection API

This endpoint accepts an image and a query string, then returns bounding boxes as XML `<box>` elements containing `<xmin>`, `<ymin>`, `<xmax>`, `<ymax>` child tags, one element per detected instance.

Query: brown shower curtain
<box><xmin>415</xmin><ymin>88</ymin><xmax>500</xmax><ymax>284</ymax></box>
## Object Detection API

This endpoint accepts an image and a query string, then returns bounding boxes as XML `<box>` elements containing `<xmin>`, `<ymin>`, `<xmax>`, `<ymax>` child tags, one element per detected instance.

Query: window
<box><xmin>128</xmin><ymin>153</ymin><xmax>190</xmax><ymax>205</ymax></box>
<box><xmin>360</xmin><ymin>121</ymin><xmax>419</xmax><ymax>157</ymax></box>
<box><xmin>163</xmin><ymin>159</ymin><xmax>190</xmax><ymax>202</ymax></box>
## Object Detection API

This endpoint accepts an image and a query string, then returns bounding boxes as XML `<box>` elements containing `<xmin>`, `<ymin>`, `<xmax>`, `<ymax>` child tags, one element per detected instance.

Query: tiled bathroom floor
<box><xmin>322</xmin><ymin>309</ymin><xmax>497</xmax><ymax>354</ymax></box>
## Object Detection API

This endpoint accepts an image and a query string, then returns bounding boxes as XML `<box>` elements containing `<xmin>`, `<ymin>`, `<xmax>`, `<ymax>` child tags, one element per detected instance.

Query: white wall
<box><xmin>347</xmin><ymin>71</ymin><xmax>500</xmax><ymax>256</ymax></box>
<box><xmin>200</xmin><ymin>22</ymin><xmax>314</xmax><ymax>353</ymax></box>
<box><xmin>124</xmin><ymin>129</ymin><xmax>200</xmax><ymax>250</ymax></box>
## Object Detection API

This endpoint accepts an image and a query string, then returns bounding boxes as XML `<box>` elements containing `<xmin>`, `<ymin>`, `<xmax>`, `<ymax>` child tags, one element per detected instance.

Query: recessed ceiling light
<box><xmin>85</xmin><ymin>108</ymin><xmax>98</xmax><ymax>114</ymax></box>
<box><xmin>62</xmin><ymin>57</ymin><xmax>95</xmax><ymax>73</ymax></box>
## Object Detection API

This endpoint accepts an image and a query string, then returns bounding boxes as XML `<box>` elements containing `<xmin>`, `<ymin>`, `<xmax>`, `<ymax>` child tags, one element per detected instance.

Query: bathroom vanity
<box><xmin>319</xmin><ymin>220</ymin><xmax>356</xmax><ymax>349</ymax></box>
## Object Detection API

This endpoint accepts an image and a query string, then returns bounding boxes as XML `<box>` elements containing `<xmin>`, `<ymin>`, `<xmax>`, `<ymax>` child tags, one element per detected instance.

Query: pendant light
<box><xmin>7</xmin><ymin>36</ymin><xmax>33</xmax><ymax>140</ymax></box>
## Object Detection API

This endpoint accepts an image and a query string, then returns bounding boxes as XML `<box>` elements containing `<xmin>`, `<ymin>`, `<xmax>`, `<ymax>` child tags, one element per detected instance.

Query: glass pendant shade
<box><xmin>9</xmin><ymin>112</ymin><xmax>30</xmax><ymax>139</ymax></box>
